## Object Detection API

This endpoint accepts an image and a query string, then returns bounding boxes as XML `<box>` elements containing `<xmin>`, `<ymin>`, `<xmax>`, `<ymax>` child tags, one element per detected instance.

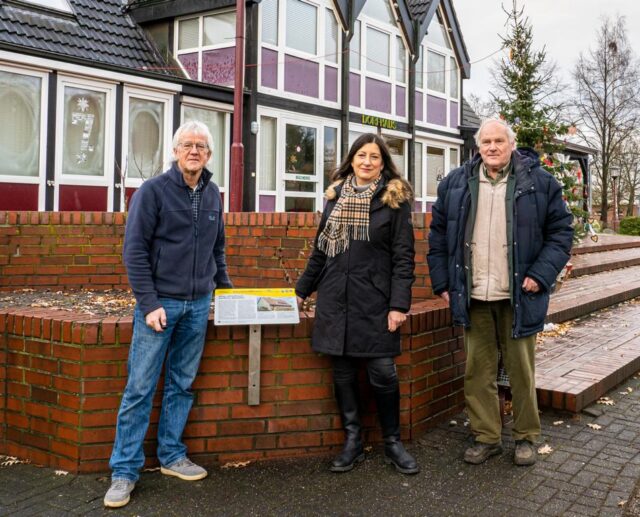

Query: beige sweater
<box><xmin>470</xmin><ymin>166</ymin><xmax>510</xmax><ymax>301</ymax></box>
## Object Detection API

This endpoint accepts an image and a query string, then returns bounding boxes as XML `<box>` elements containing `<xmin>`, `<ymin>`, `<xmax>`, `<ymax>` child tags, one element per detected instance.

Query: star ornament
<box><xmin>76</xmin><ymin>97</ymin><xmax>90</xmax><ymax>112</ymax></box>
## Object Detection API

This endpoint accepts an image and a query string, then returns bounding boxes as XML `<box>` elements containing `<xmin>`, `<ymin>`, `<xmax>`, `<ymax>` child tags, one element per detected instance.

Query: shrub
<box><xmin>619</xmin><ymin>216</ymin><xmax>640</xmax><ymax>236</ymax></box>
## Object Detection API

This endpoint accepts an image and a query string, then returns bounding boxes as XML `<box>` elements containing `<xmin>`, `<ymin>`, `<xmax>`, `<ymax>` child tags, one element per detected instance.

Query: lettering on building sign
<box><xmin>361</xmin><ymin>114</ymin><xmax>397</xmax><ymax>130</ymax></box>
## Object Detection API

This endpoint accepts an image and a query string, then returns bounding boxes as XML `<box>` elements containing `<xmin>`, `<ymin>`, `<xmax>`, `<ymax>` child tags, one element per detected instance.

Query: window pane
<box><xmin>259</xmin><ymin>116</ymin><xmax>277</xmax><ymax>190</ymax></box>
<box><xmin>286</xmin><ymin>0</ymin><xmax>317</xmax><ymax>54</ymax></box>
<box><xmin>350</xmin><ymin>20</ymin><xmax>361</xmax><ymax>70</ymax></box>
<box><xmin>203</xmin><ymin>11</ymin><xmax>236</xmax><ymax>47</ymax></box>
<box><xmin>450</xmin><ymin>147</ymin><xmax>458</xmax><ymax>169</ymax></box>
<box><xmin>349</xmin><ymin>130</ymin><xmax>363</xmax><ymax>147</ymax></box>
<box><xmin>427</xmin><ymin>51</ymin><xmax>445</xmax><ymax>93</ymax></box>
<box><xmin>286</xmin><ymin>124</ymin><xmax>316</xmax><ymax>175</ymax></box>
<box><xmin>62</xmin><ymin>86</ymin><xmax>105</xmax><ymax>176</ymax></box>
<box><xmin>325</xmin><ymin>9</ymin><xmax>338</xmax><ymax>64</ymax></box>
<box><xmin>22</xmin><ymin>0</ymin><xmax>71</xmax><ymax>12</ymax></box>
<box><xmin>449</xmin><ymin>56</ymin><xmax>458</xmax><ymax>98</ymax></box>
<box><xmin>261</xmin><ymin>0</ymin><xmax>278</xmax><ymax>44</ymax></box>
<box><xmin>182</xmin><ymin>106</ymin><xmax>226</xmax><ymax>187</ymax></box>
<box><xmin>384</xmin><ymin>137</ymin><xmax>405</xmax><ymax>177</ymax></box>
<box><xmin>415</xmin><ymin>49</ymin><xmax>423</xmax><ymax>89</ymax></box>
<box><xmin>361</xmin><ymin>0</ymin><xmax>395</xmax><ymax>24</ymax></box>
<box><xmin>323</xmin><ymin>127</ymin><xmax>337</xmax><ymax>189</ymax></box>
<box><xmin>127</xmin><ymin>98</ymin><xmax>164</xmax><ymax>179</ymax></box>
<box><xmin>178</xmin><ymin>18</ymin><xmax>199</xmax><ymax>50</ymax></box>
<box><xmin>413</xmin><ymin>142</ymin><xmax>423</xmax><ymax>198</ymax></box>
<box><xmin>396</xmin><ymin>36</ymin><xmax>406</xmax><ymax>83</ymax></box>
<box><xmin>366</xmin><ymin>27</ymin><xmax>389</xmax><ymax>76</ymax></box>
<box><xmin>0</xmin><ymin>70</ymin><xmax>41</xmax><ymax>177</ymax></box>
<box><xmin>426</xmin><ymin>16</ymin><xmax>451</xmax><ymax>48</ymax></box>
<box><xmin>285</xmin><ymin>197</ymin><xmax>315</xmax><ymax>212</ymax></box>
<box><xmin>427</xmin><ymin>146</ymin><xmax>444</xmax><ymax>197</ymax></box>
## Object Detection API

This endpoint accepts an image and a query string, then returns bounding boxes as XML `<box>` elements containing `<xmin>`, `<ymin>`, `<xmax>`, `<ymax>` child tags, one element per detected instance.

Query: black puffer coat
<box><xmin>295</xmin><ymin>177</ymin><xmax>415</xmax><ymax>357</ymax></box>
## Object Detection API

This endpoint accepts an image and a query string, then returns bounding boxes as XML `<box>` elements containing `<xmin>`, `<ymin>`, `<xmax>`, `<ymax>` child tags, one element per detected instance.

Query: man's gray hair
<box><xmin>474</xmin><ymin>118</ymin><xmax>517</xmax><ymax>147</ymax></box>
<box><xmin>172</xmin><ymin>120</ymin><xmax>214</xmax><ymax>154</ymax></box>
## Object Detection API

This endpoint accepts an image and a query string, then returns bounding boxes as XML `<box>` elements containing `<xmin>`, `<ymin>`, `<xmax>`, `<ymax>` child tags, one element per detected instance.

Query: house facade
<box><xmin>0</xmin><ymin>0</ymin><xmax>471</xmax><ymax>212</ymax></box>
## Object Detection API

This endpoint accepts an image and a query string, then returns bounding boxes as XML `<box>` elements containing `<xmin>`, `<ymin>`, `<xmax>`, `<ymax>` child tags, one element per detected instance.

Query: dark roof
<box><xmin>407</xmin><ymin>0</ymin><xmax>434</xmax><ymax>20</ymax></box>
<box><xmin>0</xmin><ymin>0</ymin><xmax>171</xmax><ymax>74</ymax></box>
<box><xmin>461</xmin><ymin>98</ymin><xmax>481</xmax><ymax>128</ymax></box>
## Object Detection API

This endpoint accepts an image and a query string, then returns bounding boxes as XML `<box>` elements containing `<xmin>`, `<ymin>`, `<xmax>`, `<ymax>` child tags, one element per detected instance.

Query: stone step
<box><xmin>572</xmin><ymin>234</ymin><xmax>640</xmax><ymax>255</ymax></box>
<box><xmin>569</xmin><ymin>247</ymin><xmax>640</xmax><ymax>277</ymax></box>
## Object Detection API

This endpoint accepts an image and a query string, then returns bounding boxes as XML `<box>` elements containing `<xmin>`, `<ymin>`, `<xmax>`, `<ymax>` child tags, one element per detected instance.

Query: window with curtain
<box><xmin>427</xmin><ymin>146</ymin><xmax>444</xmax><ymax>197</ymax></box>
<box><xmin>325</xmin><ymin>8</ymin><xmax>338</xmax><ymax>64</ymax></box>
<box><xmin>127</xmin><ymin>98</ymin><xmax>164</xmax><ymax>179</ymax></box>
<box><xmin>178</xmin><ymin>18</ymin><xmax>199</xmax><ymax>50</ymax></box>
<box><xmin>425</xmin><ymin>15</ymin><xmax>451</xmax><ymax>49</ymax></box>
<box><xmin>449</xmin><ymin>56</ymin><xmax>459</xmax><ymax>98</ymax></box>
<box><xmin>323</xmin><ymin>127</ymin><xmax>337</xmax><ymax>189</ymax></box>
<box><xmin>261</xmin><ymin>0</ymin><xmax>278</xmax><ymax>44</ymax></box>
<box><xmin>366</xmin><ymin>27</ymin><xmax>390</xmax><ymax>76</ymax></box>
<box><xmin>450</xmin><ymin>148</ymin><xmax>459</xmax><ymax>170</ymax></box>
<box><xmin>22</xmin><ymin>0</ymin><xmax>72</xmax><ymax>12</ymax></box>
<box><xmin>415</xmin><ymin>49</ymin><xmax>424</xmax><ymax>89</ymax></box>
<box><xmin>396</xmin><ymin>36</ymin><xmax>406</xmax><ymax>83</ymax></box>
<box><xmin>286</xmin><ymin>0</ymin><xmax>317</xmax><ymax>54</ymax></box>
<box><xmin>259</xmin><ymin>116</ymin><xmax>277</xmax><ymax>190</ymax></box>
<box><xmin>361</xmin><ymin>0</ymin><xmax>395</xmax><ymax>24</ymax></box>
<box><xmin>182</xmin><ymin>106</ymin><xmax>226</xmax><ymax>187</ymax></box>
<box><xmin>350</xmin><ymin>20</ymin><xmax>361</xmax><ymax>70</ymax></box>
<box><xmin>413</xmin><ymin>142</ymin><xmax>423</xmax><ymax>198</ymax></box>
<box><xmin>0</xmin><ymin>70</ymin><xmax>41</xmax><ymax>177</ymax></box>
<box><xmin>203</xmin><ymin>11</ymin><xmax>236</xmax><ymax>47</ymax></box>
<box><xmin>62</xmin><ymin>86</ymin><xmax>106</xmax><ymax>176</ymax></box>
<box><xmin>384</xmin><ymin>137</ymin><xmax>405</xmax><ymax>177</ymax></box>
<box><xmin>427</xmin><ymin>50</ymin><xmax>445</xmax><ymax>93</ymax></box>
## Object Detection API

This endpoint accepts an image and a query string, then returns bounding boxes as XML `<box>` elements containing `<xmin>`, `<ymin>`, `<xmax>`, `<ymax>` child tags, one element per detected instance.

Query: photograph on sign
<box><xmin>214</xmin><ymin>288</ymin><xmax>300</xmax><ymax>325</ymax></box>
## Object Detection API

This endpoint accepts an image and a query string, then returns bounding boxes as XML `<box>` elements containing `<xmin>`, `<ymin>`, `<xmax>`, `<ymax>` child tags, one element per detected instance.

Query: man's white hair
<box><xmin>172</xmin><ymin>120</ymin><xmax>214</xmax><ymax>154</ymax></box>
<box><xmin>474</xmin><ymin>118</ymin><xmax>517</xmax><ymax>147</ymax></box>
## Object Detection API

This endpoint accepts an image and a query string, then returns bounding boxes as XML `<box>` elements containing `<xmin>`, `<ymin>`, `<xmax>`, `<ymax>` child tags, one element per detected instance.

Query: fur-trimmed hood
<box><xmin>325</xmin><ymin>177</ymin><xmax>412</xmax><ymax>209</ymax></box>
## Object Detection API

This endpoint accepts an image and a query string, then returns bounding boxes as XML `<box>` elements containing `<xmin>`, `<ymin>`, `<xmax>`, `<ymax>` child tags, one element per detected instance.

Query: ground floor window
<box><xmin>413</xmin><ymin>137</ymin><xmax>462</xmax><ymax>212</ymax></box>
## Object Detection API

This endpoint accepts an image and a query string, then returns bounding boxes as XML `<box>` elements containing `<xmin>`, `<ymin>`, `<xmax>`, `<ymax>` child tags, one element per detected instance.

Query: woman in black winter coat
<box><xmin>295</xmin><ymin>133</ymin><xmax>418</xmax><ymax>475</ymax></box>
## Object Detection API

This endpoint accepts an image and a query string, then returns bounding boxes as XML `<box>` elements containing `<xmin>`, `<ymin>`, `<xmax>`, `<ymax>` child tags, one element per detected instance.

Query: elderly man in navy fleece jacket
<box><xmin>104</xmin><ymin>121</ymin><xmax>232</xmax><ymax>509</ymax></box>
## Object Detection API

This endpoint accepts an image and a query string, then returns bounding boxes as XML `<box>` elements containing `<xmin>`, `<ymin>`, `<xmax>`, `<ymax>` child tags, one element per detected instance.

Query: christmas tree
<box><xmin>494</xmin><ymin>1</ymin><xmax>587</xmax><ymax>240</ymax></box>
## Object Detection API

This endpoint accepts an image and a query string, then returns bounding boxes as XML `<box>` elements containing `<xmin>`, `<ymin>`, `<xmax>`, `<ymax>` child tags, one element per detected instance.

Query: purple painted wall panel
<box><xmin>396</xmin><ymin>85</ymin><xmax>406</xmax><ymax>117</ymax></box>
<box><xmin>413</xmin><ymin>200</ymin><xmax>423</xmax><ymax>212</ymax></box>
<box><xmin>415</xmin><ymin>91</ymin><xmax>423</xmax><ymax>121</ymax></box>
<box><xmin>178</xmin><ymin>53</ymin><xmax>198</xmax><ymax>81</ymax></box>
<box><xmin>450</xmin><ymin>101</ymin><xmax>459</xmax><ymax>129</ymax></box>
<box><xmin>349</xmin><ymin>73</ymin><xmax>361</xmax><ymax>107</ymax></box>
<box><xmin>324</xmin><ymin>66</ymin><xmax>338</xmax><ymax>102</ymax></box>
<box><xmin>261</xmin><ymin>47</ymin><xmax>278</xmax><ymax>89</ymax></box>
<box><xmin>284</xmin><ymin>55</ymin><xmax>319</xmax><ymax>98</ymax></box>
<box><xmin>427</xmin><ymin>95</ymin><xmax>447</xmax><ymax>126</ymax></box>
<box><xmin>259</xmin><ymin>195</ymin><xmax>276</xmax><ymax>212</ymax></box>
<box><xmin>365</xmin><ymin>78</ymin><xmax>391</xmax><ymax>114</ymax></box>
<box><xmin>426</xmin><ymin>201</ymin><xmax>435</xmax><ymax>212</ymax></box>
<box><xmin>202</xmin><ymin>47</ymin><xmax>235</xmax><ymax>87</ymax></box>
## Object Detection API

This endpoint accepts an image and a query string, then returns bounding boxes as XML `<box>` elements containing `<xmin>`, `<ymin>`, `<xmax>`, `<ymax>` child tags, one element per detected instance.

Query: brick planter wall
<box><xmin>0</xmin><ymin>212</ymin><xmax>433</xmax><ymax>302</ymax></box>
<box><xmin>0</xmin><ymin>300</ymin><xmax>463</xmax><ymax>473</ymax></box>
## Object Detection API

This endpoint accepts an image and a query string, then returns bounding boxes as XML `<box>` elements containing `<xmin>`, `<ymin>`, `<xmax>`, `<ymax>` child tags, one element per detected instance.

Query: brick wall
<box><xmin>0</xmin><ymin>212</ymin><xmax>433</xmax><ymax>302</ymax></box>
<box><xmin>0</xmin><ymin>300</ymin><xmax>463</xmax><ymax>473</ymax></box>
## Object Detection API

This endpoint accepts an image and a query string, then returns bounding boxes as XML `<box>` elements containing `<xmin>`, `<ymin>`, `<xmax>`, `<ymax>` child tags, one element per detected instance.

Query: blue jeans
<box><xmin>109</xmin><ymin>294</ymin><xmax>211</xmax><ymax>481</ymax></box>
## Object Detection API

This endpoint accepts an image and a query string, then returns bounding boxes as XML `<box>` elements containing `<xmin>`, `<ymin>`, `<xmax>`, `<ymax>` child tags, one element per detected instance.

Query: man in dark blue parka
<box><xmin>428</xmin><ymin>118</ymin><xmax>573</xmax><ymax>466</ymax></box>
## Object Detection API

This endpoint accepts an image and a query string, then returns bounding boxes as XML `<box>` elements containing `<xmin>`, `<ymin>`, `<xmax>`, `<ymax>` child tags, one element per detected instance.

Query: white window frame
<box><xmin>257</xmin><ymin>0</ymin><xmax>341</xmax><ymax>109</ymax></box>
<box><xmin>180</xmin><ymin>96</ymin><xmax>233</xmax><ymax>212</ymax></box>
<box><xmin>54</xmin><ymin>74</ymin><xmax>117</xmax><ymax>211</ymax></box>
<box><xmin>255</xmin><ymin>106</ymin><xmax>340</xmax><ymax>212</ymax></box>
<box><xmin>174</xmin><ymin>8</ymin><xmax>238</xmax><ymax>82</ymax></box>
<box><xmin>414</xmin><ymin>133</ymin><xmax>463</xmax><ymax>208</ymax></box>
<box><xmin>351</xmin><ymin>4</ymin><xmax>409</xmax><ymax>122</ymax></box>
<box><xmin>348</xmin><ymin>122</ymin><xmax>411</xmax><ymax>181</ymax></box>
<box><xmin>0</xmin><ymin>63</ymin><xmax>49</xmax><ymax>211</ymax></box>
<box><xmin>121</xmin><ymin>87</ymin><xmax>174</xmax><ymax>191</ymax></box>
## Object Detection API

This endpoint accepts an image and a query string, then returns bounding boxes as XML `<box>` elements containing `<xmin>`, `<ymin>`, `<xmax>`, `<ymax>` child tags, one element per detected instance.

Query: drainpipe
<box><xmin>230</xmin><ymin>0</ymin><xmax>245</xmax><ymax>212</ymax></box>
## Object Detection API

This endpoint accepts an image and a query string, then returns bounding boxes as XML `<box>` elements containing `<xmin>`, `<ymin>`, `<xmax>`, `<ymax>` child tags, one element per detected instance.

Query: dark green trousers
<box><xmin>464</xmin><ymin>299</ymin><xmax>540</xmax><ymax>444</ymax></box>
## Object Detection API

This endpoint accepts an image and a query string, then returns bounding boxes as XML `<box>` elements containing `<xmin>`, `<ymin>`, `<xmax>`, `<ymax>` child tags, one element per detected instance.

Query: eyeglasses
<box><xmin>178</xmin><ymin>142</ymin><xmax>209</xmax><ymax>152</ymax></box>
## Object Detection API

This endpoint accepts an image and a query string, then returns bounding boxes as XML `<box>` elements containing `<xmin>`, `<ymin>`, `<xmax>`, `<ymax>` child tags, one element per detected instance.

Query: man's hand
<box><xmin>388</xmin><ymin>310</ymin><xmax>406</xmax><ymax>332</ymax></box>
<box><xmin>145</xmin><ymin>307</ymin><xmax>167</xmax><ymax>332</ymax></box>
<box><xmin>522</xmin><ymin>277</ymin><xmax>540</xmax><ymax>293</ymax></box>
<box><xmin>439</xmin><ymin>291</ymin><xmax>450</xmax><ymax>304</ymax></box>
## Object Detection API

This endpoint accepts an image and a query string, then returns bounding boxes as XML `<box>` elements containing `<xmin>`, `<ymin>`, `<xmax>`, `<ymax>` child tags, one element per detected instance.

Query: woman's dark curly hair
<box><xmin>330</xmin><ymin>133</ymin><xmax>413</xmax><ymax>200</ymax></box>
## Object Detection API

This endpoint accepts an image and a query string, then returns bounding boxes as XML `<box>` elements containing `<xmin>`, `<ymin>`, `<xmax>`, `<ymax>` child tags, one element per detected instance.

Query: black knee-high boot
<box><xmin>374</xmin><ymin>386</ymin><xmax>420</xmax><ymax>474</ymax></box>
<box><xmin>331</xmin><ymin>381</ymin><xmax>365</xmax><ymax>472</ymax></box>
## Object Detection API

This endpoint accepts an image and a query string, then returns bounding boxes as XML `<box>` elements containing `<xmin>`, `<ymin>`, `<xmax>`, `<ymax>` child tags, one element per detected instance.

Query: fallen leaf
<box><xmin>587</xmin><ymin>423</ymin><xmax>602</xmax><ymax>430</ymax></box>
<box><xmin>538</xmin><ymin>444</ymin><xmax>553</xmax><ymax>455</ymax></box>
<box><xmin>597</xmin><ymin>397</ymin><xmax>615</xmax><ymax>406</ymax></box>
<box><xmin>0</xmin><ymin>455</ymin><xmax>30</xmax><ymax>466</ymax></box>
<box><xmin>627</xmin><ymin>387</ymin><xmax>633</xmax><ymax>393</ymax></box>
<box><xmin>221</xmin><ymin>460</ymin><xmax>251</xmax><ymax>469</ymax></box>
<box><xmin>553</xmin><ymin>420</ymin><xmax>564</xmax><ymax>426</ymax></box>
<box><xmin>54</xmin><ymin>470</ymin><xmax>69</xmax><ymax>476</ymax></box>
<box><xmin>449</xmin><ymin>420</ymin><xmax>457</xmax><ymax>426</ymax></box>
<box><xmin>618</xmin><ymin>500</ymin><xmax>627</xmax><ymax>507</ymax></box>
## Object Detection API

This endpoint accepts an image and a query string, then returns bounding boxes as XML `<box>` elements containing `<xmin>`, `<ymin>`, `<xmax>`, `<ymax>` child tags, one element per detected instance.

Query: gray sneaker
<box><xmin>103</xmin><ymin>479</ymin><xmax>136</xmax><ymax>508</ymax></box>
<box><xmin>161</xmin><ymin>458</ymin><xmax>208</xmax><ymax>481</ymax></box>
<box><xmin>514</xmin><ymin>439</ymin><xmax>537</xmax><ymax>466</ymax></box>
<box><xmin>463</xmin><ymin>441</ymin><xmax>503</xmax><ymax>464</ymax></box>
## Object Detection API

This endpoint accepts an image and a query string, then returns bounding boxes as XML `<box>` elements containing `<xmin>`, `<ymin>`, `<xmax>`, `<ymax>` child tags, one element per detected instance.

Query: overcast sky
<box><xmin>453</xmin><ymin>0</ymin><xmax>640</xmax><ymax>101</ymax></box>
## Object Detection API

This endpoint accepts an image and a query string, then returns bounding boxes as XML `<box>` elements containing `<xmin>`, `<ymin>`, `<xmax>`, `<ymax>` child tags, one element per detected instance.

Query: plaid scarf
<box><xmin>317</xmin><ymin>174</ymin><xmax>381</xmax><ymax>258</ymax></box>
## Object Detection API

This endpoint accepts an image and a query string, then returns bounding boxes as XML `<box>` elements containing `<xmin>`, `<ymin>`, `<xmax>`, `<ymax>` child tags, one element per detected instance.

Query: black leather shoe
<box><xmin>384</xmin><ymin>440</ymin><xmax>420</xmax><ymax>474</ymax></box>
<box><xmin>330</xmin><ymin>441</ymin><xmax>365</xmax><ymax>472</ymax></box>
